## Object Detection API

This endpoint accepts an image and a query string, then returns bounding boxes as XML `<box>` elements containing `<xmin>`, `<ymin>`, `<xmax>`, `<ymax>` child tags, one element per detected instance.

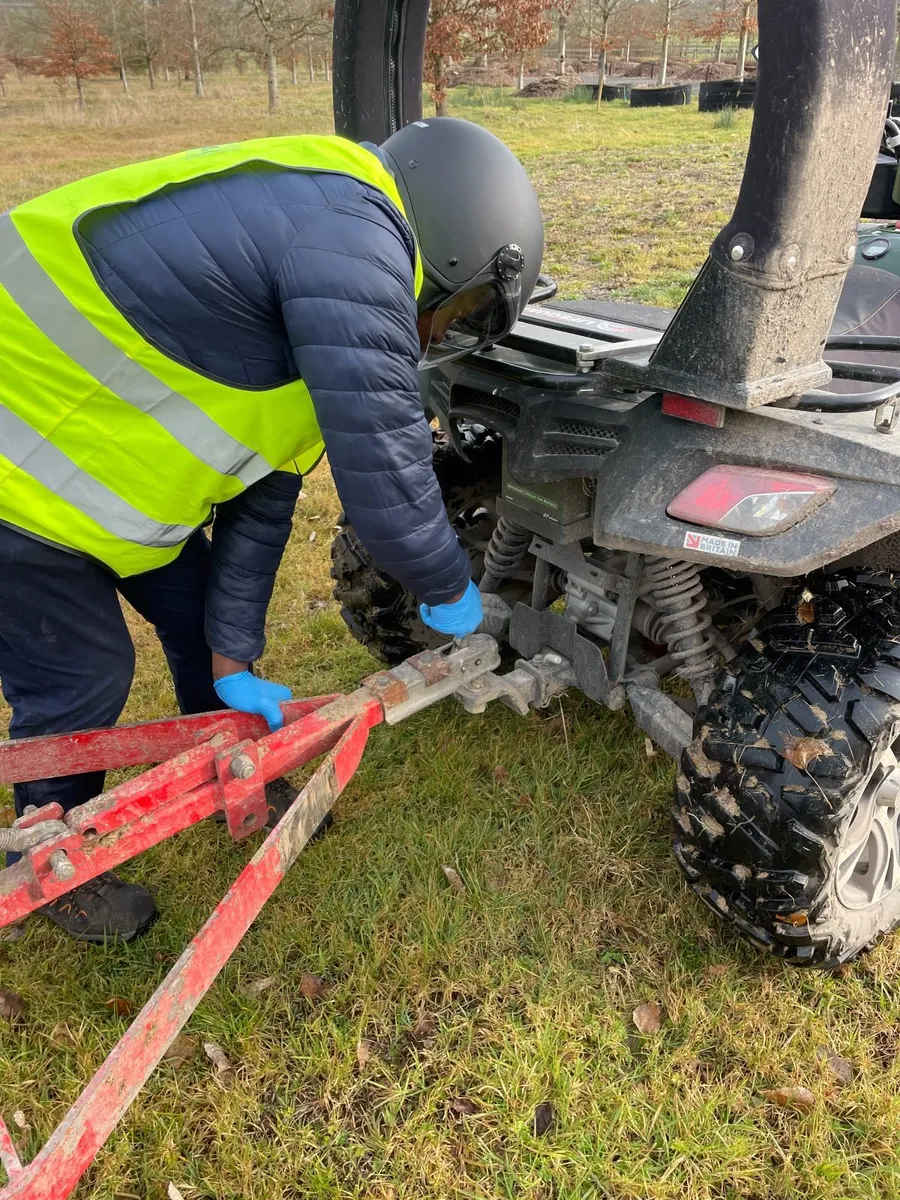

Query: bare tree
<box><xmin>735</xmin><ymin>0</ymin><xmax>755</xmax><ymax>81</ymax></box>
<box><xmin>556</xmin><ymin>0</ymin><xmax>575</xmax><ymax>73</ymax></box>
<box><xmin>656</xmin><ymin>0</ymin><xmax>690</xmax><ymax>84</ymax></box>
<box><xmin>243</xmin><ymin>0</ymin><xmax>281</xmax><ymax>110</ymax></box>
<box><xmin>592</xmin><ymin>0</ymin><xmax>636</xmax><ymax>89</ymax></box>
<box><xmin>131</xmin><ymin>0</ymin><xmax>162</xmax><ymax>87</ymax></box>
<box><xmin>107</xmin><ymin>0</ymin><xmax>129</xmax><ymax>92</ymax></box>
<box><xmin>287</xmin><ymin>2</ymin><xmax>329</xmax><ymax>86</ymax></box>
<box><xmin>185</xmin><ymin>0</ymin><xmax>203</xmax><ymax>95</ymax></box>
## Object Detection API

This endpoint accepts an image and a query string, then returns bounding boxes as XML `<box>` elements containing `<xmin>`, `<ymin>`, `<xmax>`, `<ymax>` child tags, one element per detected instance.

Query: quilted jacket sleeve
<box><xmin>276</xmin><ymin>191</ymin><xmax>472</xmax><ymax>607</ymax></box>
<box><xmin>205</xmin><ymin>469</ymin><xmax>303</xmax><ymax>662</ymax></box>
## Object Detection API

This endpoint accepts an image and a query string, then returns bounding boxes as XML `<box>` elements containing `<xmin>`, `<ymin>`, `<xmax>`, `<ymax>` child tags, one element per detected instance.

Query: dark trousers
<box><xmin>0</xmin><ymin>524</ymin><xmax>223</xmax><ymax>823</ymax></box>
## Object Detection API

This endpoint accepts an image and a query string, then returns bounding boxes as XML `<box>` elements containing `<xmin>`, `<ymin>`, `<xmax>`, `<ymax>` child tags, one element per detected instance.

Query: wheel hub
<box><xmin>836</xmin><ymin>747</ymin><xmax>900</xmax><ymax>910</ymax></box>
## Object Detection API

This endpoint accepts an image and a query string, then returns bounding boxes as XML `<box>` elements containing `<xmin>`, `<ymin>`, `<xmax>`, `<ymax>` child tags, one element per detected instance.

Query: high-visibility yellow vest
<box><xmin>0</xmin><ymin>135</ymin><xmax>423</xmax><ymax>576</ymax></box>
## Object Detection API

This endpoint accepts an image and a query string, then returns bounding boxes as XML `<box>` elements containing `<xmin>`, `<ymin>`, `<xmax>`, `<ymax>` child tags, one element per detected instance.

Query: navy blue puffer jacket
<box><xmin>76</xmin><ymin>158</ymin><xmax>471</xmax><ymax>662</ymax></box>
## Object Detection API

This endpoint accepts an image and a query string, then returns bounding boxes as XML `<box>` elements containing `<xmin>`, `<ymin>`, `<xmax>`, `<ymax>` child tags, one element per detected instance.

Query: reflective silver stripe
<box><xmin>0</xmin><ymin>214</ymin><xmax>273</xmax><ymax>488</ymax></box>
<box><xmin>0</xmin><ymin>402</ymin><xmax>194</xmax><ymax>548</ymax></box>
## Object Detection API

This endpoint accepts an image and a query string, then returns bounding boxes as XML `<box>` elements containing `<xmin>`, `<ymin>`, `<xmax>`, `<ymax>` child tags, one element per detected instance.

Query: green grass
<box><xmin>5</xmin><ymin>77</ymin><xmax>900</xmax><ymax>1200</ymax></box>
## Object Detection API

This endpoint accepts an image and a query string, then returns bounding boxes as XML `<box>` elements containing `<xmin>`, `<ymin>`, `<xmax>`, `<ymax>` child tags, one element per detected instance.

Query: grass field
<box><xmin>3</xmin><ymin>76</ymin><xmax>900</xmax><ymax>1200</ymax></box>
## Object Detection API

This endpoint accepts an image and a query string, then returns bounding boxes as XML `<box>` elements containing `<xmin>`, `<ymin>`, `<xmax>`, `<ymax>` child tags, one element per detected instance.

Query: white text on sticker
<box><xmin>683</xmin><ymin>531</ymin><xmax>740</xmax><ymax>558</ymax></box>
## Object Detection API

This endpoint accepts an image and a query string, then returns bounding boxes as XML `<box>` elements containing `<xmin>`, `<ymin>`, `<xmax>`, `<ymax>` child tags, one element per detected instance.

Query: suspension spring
<box><xmin>644</xmin><ymin>556</ymin><xmax>717</xmax><ymax>697</ymax></box>
<box><xmin>479</xmin><ymin>517</ymin><xmax>533</xmax><ymax>593</ymax></box>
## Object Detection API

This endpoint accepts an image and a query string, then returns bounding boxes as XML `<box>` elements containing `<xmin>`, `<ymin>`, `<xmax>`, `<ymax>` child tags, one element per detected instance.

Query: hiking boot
<box><xmin>264</xmin><ymin>777</ymin><xmax>334</xmax><ymax>839</ymax></box>
<box><xmin>39</xmin><ymin>872</ymin><xmax>158</xmax><ymax>943</ymax></box>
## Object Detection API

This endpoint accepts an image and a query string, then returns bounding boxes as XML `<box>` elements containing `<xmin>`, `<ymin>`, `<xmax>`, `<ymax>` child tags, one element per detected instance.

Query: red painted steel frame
<box><xmin>0</xmin><ymin>697</ymin><xmax>350</xmax><ymax>926</ymax></box>
<box><xmin>0</xmin><ymin>692</ymin><xmax>382</xmax><ymax>1200</ymax></box>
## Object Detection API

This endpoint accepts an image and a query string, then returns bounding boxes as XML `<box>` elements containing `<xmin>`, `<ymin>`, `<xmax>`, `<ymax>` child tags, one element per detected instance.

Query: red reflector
<box><xmin>661</xmin><ymin>392</ymin><xmax>726</xmax><ymax>428</ymax></box>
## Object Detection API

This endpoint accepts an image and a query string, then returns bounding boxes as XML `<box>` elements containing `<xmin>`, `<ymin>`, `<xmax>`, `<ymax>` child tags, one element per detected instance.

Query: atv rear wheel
<box><xmin>676</xmin><ymin>573</ymin><xmax>900</xmax><ymax>967</ymax></box>
<box><xmin>331</xmin><ymin>431</ymin><xmax>532</xmax><ymax>663</ymax></box>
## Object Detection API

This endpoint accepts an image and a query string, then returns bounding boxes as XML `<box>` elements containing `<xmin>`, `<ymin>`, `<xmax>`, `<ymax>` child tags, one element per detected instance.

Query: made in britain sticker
<box><xmin>683</xmin><ymin>530</ymin><xmax>740</xmax><ymax>558</ymax></box>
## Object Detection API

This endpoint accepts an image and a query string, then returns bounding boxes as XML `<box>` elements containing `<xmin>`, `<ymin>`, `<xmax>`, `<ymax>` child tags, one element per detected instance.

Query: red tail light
<box><xmin>668</xmin><ymin>465</ymin><xmax>835</xmax><ymax>536</ymax></box>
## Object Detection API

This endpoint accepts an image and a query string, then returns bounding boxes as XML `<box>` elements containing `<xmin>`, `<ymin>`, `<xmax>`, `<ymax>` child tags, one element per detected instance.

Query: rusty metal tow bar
<box><xmin>0</xmin><ymin>631</ymin><xmax>592</xmax><ymax>1200</ymax></box>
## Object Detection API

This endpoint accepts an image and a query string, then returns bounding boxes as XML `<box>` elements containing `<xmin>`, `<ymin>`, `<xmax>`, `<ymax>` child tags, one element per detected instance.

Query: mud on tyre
<box><xmin>676</xmin><ymin>573</ymin><xmax>900</xmax><ymax>967</ymax></box>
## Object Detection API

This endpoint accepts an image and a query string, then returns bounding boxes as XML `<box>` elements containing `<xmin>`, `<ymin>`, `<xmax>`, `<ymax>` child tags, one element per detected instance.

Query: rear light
<box><xmin>667</xmin><ymin>465</ymin><xmax>835</xmax><ymax>536</ymax></box>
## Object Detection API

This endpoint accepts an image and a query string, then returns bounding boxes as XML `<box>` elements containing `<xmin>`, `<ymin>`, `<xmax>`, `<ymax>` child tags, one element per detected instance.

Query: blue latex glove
<box><xmin>419</xmin><ymin>579</ymin><xmax>483</xmax><ymax>638</ymax></box>
<box><xmin>214</xmin><ymin>671</ymin><xmax>293</xmax><ymax>731</ymax></box>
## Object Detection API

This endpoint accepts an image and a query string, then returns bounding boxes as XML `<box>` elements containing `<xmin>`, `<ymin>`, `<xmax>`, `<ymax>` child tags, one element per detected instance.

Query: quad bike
<box><xmin>331</xmin><ymin>0</ymin><xmax>900</xmax><ymax>968</ymax></box>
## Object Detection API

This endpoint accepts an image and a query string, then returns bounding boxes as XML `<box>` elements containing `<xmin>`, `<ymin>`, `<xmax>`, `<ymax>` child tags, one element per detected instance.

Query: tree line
<box><xmin>0</xmin><ymin>0</ymin><xmax>332</xmax><ymax>110</ymax></box>
<box><xmin>0</xmin><ymin>0</ymin><xmax>758</xmax><ymax>113</ymax></box>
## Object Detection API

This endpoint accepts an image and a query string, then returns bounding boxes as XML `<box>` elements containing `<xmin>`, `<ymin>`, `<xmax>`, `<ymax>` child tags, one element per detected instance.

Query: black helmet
<box><xmin>380</xmin><ymin>117</ymin><xmax>544</xmax><ymax>367</ymax></box>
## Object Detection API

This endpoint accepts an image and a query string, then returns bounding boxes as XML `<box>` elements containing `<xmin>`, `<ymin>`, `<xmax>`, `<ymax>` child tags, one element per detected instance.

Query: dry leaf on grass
<box><xmin>105</xmin><ymin>997</ymin><xmax>134</xmax><ymax>1018</ymax></box>
<box><xmin>817</xmin><ymin>1046</ymin><xmax>853</xmax><ymax>1085</ymax></box>
<box><xmin>541</xmin><ymin>716</ymin><xmax>565</xmax><ymax>735</ymax></box>
<box><xmin>298</xmin><ymin>972</ymin><xmax>331</xmax><ymax>1001</ymax></box>
<box><xmin>491</xmin><ymin>765</ymin><xmax>510</xmax><ymax>784</ymax></box>
<box><xmin>167</xmin><ymin>1184</ymin><xmax>186</xmax><ymax>1200</ymax></box>
<box><xmin>356</xmin><ymin>1038</ymin><xmax>375</xmax><ymax>1068</ymax></box>
<box><xmin>632</xmin><ymin>1001</ymin><xmax>663</xmax><ymax>1035</ymax></box>
<box><xmin>308</xmin><ymin>531</ymin><xmax>317</xmax><ymax>543</ymax></box>
<box><xmin>50</xmin><ymin>1021</ymin><xmax>78</xmax><ymax>1048</ymax></box>
<box><xmin>0</xmin><ymin>988</ymin><xmax>27</xmax><ymax>1027</ymax></box>
<box><xmin>761</xmin><ymin>1085</ymin><xmax>815</xmax><ymax>1113</ymax></box>
<box><xmin>0</xmin><ymin>924</ymin><xmax>26</xmax><ymax>943</ymax></box>
<box><xmin>782</xmin><ymin>735</ymin><xmax>833</xmax><ymax>771</ymax></box>
<box><xmin>12</xmin><ymin>1111</ymin><xmax>29</xmax><ymax>1132</ymax></box>
<box><xmin>644</xmin><ymin>737</ymin><xmax>657</xmax><ymax>759</ymax></box>
<box><xmin>441</xmin><ymin>864</ymin><xmax>466</xmax><ymax>893</ymax></box>
<box><xmin>532</xmin><ymin>1101</ymin><xmax>554</xmax><ymax>1136</ymax></box>
<box><xmin>163</xmin><ymin>1034</ymin><xmax>197</xmax><ymax>1069</ymax></box>
<box><xmin>873</xmin><ymin>1030</ymin><xmax>897</xmax><ymax>1069</ymax></box>
<box><xmin>682</xmin><ymin>1058</ymin><xmax>712</xmax><ymax>1083</ymax></box>
<box><xmin>449</xmin><ymin>1096</ymin><xmax>478</xmax><ymax>1117</ymax></box>
<box><xmin>704</xmin><ymin>964</ymin><xmax>728</xmax><ymax>979</ymax></box>
<box><xmin>203</xmin><ymin>1040</ymin><xmax>235</xmax><ymax>1086</ymax></box>
<box><xmin>410</xmin><ymin>1012</ymin><xmax>437</xmax><ymax>1047</ymax></box>
<box><xmin>241</xmin><ymin>975</ymin><xmax>278</xmax><ymax>998</ymax></box>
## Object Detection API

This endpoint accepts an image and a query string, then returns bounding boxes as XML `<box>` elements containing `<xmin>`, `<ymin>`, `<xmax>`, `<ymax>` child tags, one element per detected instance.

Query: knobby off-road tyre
<box><xmin>332</xmin><ymin>430</ymin><xmax>529</xmax><ymax>664</ymax></box>
<box><xmin>676</xmin><ymin>573</ymin><xmax>900</xmax><ymax>967</ymax></box>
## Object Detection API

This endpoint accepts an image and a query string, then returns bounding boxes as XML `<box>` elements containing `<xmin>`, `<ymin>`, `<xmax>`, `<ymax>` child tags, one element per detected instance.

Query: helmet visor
<box><xmin>418</xmin><ymin>249</ymin><xmax>524</xmax><ymax>371</ymax></box>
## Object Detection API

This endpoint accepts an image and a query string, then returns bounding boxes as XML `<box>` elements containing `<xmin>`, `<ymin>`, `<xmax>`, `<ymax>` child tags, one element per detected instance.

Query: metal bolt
<box><xmin>533</xmin><ymin>654</ymin><xmax>545</xmax><ymax>665</ymax></box>
<box><xmin>730</xmin><ymin>244</ymin><xmax>745</xmax><ymax>262</ymax></box>
<box><xmin>231</xmin><ymin>753</ymin><xmax>256</xmax><ymax>780</ymax></box>
<box><xmin>49</xmin><ymin>850</ymin><xmax>76</xmax><ymax>882</ymax></box>
<box><xmin>544</xmin><ymin>653</ymin><xmax>564</xmax><ymax>666</ymax></box>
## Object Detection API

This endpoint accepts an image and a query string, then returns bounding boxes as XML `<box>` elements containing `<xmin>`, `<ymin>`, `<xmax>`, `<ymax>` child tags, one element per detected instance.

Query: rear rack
<box><xmin>505</xmin><ymin>305</ymin><xmax>662</xmax><ymax>373</ymax></box>
<box><xmin>797</xmin><ymin>333</ymin><xmax>900</xmax><ymax>420</ymax></box>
